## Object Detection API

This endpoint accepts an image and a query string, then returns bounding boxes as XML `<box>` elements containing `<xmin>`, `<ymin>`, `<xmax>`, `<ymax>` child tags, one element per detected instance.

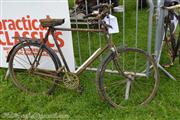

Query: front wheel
<box><xmin>96</xmin><ymin>47</ymin><xmax>159</xmax><ymax>108</ymax></box>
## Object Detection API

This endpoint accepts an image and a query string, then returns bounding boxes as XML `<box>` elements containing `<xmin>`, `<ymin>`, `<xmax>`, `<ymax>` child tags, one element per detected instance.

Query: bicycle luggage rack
<box><xmin>70</xmin><ymin>17</ymin><xmax>97</xmax><ymax>25</ymax></box>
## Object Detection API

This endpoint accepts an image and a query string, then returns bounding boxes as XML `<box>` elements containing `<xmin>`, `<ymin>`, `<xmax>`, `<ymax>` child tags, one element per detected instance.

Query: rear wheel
<box><xmin>9</xmin><ymin>42</ymin><xmax>60</xmax><ymax>94</ymax></box>
<box><xmin>96</xmin><ymin>48</ymin><xmax>159</xmax><ymax>108</ymax></box>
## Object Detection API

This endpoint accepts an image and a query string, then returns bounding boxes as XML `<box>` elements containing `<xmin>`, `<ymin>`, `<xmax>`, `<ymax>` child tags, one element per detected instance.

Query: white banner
<box><xmin>0</xmin><ymin>0</ymin><xmax>75</xmax><ymax>71</ymax></box>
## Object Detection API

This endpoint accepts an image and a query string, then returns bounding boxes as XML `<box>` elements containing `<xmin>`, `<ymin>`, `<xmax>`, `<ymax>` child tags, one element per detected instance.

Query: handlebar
<box><xmin>83</xmin><ymin>3</ymin><xmax>113</xmax><ymax>29</ymax></box>
<box><xmin>162</xmin><ymin>4</ymin><xmax>180</xmax><ymax>10</ymax></box>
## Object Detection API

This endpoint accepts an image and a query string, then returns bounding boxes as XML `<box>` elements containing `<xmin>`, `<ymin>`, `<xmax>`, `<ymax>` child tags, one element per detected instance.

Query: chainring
<box><xmin>63</xmin><ymin>72</ymin><xmax>79</xmax><ymax>90</ymax></box>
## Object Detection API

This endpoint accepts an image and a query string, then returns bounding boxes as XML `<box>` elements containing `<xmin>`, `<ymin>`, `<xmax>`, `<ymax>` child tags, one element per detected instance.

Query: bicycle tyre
<box><xmin>96</xmin><ymin>47</ymin><xmax>159</xmax><ymax>108</ymax></box>
<box><xmin>9</xmin><ymin>41</ymin><xmax>60</xmax><ymax>94</ymax></box>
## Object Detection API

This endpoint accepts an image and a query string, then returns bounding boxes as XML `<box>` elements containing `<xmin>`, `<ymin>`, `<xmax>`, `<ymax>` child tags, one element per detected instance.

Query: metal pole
<box><xmin>74</xmin><ymin>1</ymin><xmax>82</xmax><ymax>65</ymax></box>
<box><xmin>155</xmin><ymin>0</ymin><xmax>165</xmax><ymax>57</ymax></box>
<box><xmin>2</xmin><ymin>0</ymin><xmax>10</xmax><ymax>80</ymax></box>
<box><xmin>85</xmin><ymin>0</ymin><xmax>92</xmax><ymax>56</ymax></box>
<box><xmin>97</xmin><ymin>0</ymin><xmax>102</xmax><ymax>61</ymax></box>
<box><xmin>135</xmin><ymin>0</ymin><xmax>139</xmax><ymax>72</ymax></box>
<box><xmin>146</xmin><ymin>0</ymin><xmax>154</xmax><ymax>76</ymax></box>
<box><xmin>147</xmin><ymin>0</ymin><xmax>154</xmax><ymax>56</ymax></box>
<box><xmin>123</xmin><ymin>0</ymin><xmax>125</xmax><ymax>70</ymax></box>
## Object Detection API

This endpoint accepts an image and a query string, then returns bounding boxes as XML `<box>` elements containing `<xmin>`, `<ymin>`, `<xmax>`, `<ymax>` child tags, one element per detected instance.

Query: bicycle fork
<box><xmin>111</xmin><ymin>46</ymin><xmax>134</xmax><ymax>100</ymax></box>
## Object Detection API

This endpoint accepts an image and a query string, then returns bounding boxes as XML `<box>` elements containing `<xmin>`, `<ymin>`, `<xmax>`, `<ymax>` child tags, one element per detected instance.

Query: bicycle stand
<box><xmin>154</xmin><ymin>0</ymin><xmax>176</xmax><ymax>81</ymax></box>
<box><xmin>5</xmin><ymin>68</ymin><xmax>10</xmax><ymax>80</ymax></box>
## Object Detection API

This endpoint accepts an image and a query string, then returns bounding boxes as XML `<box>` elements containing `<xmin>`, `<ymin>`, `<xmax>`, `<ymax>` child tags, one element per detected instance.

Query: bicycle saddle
<box><xmin>40</xmin><ymin>18</ymin><xmax>65</xmax><ymax>28</ymax></box>
<box><xmin>164</xmin><ymin>0</ymin><xmax>180</xmax><ymax>7</ymax></box>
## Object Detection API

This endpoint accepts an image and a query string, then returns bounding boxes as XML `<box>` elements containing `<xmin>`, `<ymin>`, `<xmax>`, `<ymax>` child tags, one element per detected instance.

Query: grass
<box><xmin>0</xmin><ymin>0</ymin><xmax>180</xmax><ymax>119</ymax></box>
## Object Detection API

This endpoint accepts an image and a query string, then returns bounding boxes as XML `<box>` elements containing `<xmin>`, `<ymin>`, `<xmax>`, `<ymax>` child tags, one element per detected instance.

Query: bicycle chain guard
<box><xmin>63</xmin><ymin>72</ymin><xmax>79</xmax><ymax>90</ymax></box>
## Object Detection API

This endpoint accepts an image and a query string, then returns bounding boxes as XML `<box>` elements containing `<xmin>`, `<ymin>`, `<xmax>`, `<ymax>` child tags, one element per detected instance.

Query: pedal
<box><xmin>76</xmin><ymin>85</ymin><xmax>84</xmax><ymax>94</ymax></box>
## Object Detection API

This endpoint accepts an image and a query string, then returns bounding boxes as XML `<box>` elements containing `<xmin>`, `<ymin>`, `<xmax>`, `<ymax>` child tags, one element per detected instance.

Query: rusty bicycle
<box><xmin>7</xmin><ymin>4</ymin><xmax>159</xmax><ymax>108</ymax></box>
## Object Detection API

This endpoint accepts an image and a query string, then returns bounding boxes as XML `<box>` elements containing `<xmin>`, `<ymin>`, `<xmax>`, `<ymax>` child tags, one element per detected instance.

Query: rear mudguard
<box><xmin>6</xmin><ymin>39</ymin><xmax>31</xmax><ymax>63</ymax></box>
<box><xmin>6</xmin><ymin>38</ymin><xmax>61</xmax><ymax>68</ymax></box>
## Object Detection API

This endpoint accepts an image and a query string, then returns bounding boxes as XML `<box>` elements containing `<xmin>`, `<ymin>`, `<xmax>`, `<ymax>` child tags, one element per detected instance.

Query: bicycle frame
<box><xmin>29</xmin><ymin>24</ymin><xmax>149</xmax><ymax>79</ymax></box>
<box><xmin>38</xmin><ymin>26</ymin><xmax>148</xmax><ymax>78</ymax></box>
<box><xmin>36</xmin><ymin>25</ymin><xmax>115</xmax><ymax>76</ymax></box>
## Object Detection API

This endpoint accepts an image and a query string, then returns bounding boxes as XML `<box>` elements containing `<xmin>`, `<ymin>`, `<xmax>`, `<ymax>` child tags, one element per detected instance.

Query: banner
<box><xmin>0</xmin><ymin>0</ymin><xmax>75</xmax><ymax>71</ymax></box>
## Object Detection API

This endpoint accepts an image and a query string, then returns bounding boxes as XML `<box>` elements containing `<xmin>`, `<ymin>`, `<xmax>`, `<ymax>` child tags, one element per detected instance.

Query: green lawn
<box><xmin>0</xmin><ymin>0</ymin><xmax>180</xmax><ymax>120</ymax></box>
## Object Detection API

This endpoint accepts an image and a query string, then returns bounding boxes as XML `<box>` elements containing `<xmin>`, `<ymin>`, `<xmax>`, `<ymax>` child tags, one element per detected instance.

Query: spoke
<box><xmin>15</xmin><ymin>56</ymin><xmax>31</xmax><ymax>66</ymax></box>
<box><xmin>22</xmin><ymin>47</ymin><xmax>33</xmax><ymax>65</ymax></box>
<box><xmin>108</xmin><ymin>79</ymin><xmax>127</xmax><ymax>86</ymax></box>
<box><xmin>15</xmin><ymin>51</ymin><xmax>50</xmax><ymax>69</ymax></box>
<box><xmin>105</xmin><ymin>80</ymin><xmax>126</xmax><ymax>97</ymax></box>
<box><xmin>137</xmin><ymin>63</ymin><xmax>148</xmax><ymax>73</ymax></box>
<box><xmin>14</xmin><ymin>58</ymin><xmax>29</xmax><ymax>69</ymax></box>
<box><xmin>133</xmin><ymin>78</ymin><xmax>153</xmax><ymax>86</ymax></box>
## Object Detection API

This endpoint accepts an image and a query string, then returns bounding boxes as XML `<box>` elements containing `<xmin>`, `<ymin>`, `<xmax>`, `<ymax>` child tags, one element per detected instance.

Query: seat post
<box><xmin>50</xmin><ymin>27</ymin><xmax>70</xmax><ymax>72</ymax></box>
<box><xmin>43</xmin><ymin>27</ymin><xmax>52</xmax><ymax>43</ymax></box>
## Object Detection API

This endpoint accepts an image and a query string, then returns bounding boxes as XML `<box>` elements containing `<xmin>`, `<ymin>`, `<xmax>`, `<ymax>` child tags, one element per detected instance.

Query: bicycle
<box><xmin>162</xmin><ymin>1</ymin><xmax>180</xmax><ymax>67</ymax></box>
<box><xmin>7</xmin><ymin>4</ymin><xmax>159</xmax><ymax>108</ymax></box>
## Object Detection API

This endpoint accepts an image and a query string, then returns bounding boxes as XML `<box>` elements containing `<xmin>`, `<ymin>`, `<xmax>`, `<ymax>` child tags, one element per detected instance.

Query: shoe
<box><xmin>113</xmin><ymin>6</ymin><xmax>124</xmax><ymax>13</ymax></box>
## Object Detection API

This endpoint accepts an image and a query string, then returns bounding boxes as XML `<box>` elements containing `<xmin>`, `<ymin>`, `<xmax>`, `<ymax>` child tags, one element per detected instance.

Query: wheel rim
<box><xmin>99</xmin><ymin>48</ymin><xmax>159</xmax><ymax>108</ymax></box>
